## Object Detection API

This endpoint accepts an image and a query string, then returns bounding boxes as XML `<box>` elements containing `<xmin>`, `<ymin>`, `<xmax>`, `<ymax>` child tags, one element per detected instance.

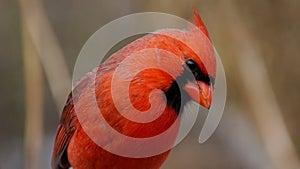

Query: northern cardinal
<box><xmin>52</xmin><ymin>9</ymin><xmax>216</xmax><ymax>169</ymax></box>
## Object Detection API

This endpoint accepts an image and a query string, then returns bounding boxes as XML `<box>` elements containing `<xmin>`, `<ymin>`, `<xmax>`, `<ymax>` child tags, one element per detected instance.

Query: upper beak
<box><xmin>183</xmin><ymin>81</ymin><xmax>213</xmax><ymax>109</ymax></box>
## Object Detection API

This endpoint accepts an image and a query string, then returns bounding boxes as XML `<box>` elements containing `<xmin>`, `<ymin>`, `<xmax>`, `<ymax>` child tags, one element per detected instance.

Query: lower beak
<box><xmin>183</xmin><ymin>81</ymin><xmax>213</xmax><ymax>109</ymax></box>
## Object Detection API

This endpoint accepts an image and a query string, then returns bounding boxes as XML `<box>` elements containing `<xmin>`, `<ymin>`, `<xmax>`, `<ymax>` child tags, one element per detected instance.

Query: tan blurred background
<box><xmin>1</xmin><ymin>0</ymin><xmax>300</xmax><ymax>169</ymax></box>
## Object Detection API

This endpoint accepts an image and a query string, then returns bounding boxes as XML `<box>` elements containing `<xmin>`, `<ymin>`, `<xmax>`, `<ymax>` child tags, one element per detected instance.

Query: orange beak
<box><xmin>183</xmin><ymin>81</ymin><xmax>213</xmax><ymax>109</ymax></box>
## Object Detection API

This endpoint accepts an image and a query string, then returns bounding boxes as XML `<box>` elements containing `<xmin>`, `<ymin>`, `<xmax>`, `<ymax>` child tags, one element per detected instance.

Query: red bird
<box><xmin>52</xmin><ymin>9</ymin><xmax>216</xmax><ymax>169</ymax></box>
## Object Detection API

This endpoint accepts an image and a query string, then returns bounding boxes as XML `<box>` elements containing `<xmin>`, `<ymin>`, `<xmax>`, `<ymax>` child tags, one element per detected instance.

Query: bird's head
<box><xmin>103</xmin><ymin>9</ymin><xmax>215</xmax><ymax>116</ymax></box>
<box><xmin>153</xmin><ymin>8</ymin><xmax>216</xmax><ymax>111</ymax></box>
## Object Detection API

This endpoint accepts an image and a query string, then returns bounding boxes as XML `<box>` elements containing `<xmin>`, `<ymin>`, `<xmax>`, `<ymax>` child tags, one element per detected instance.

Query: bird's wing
<box><xmin>51</xmin><ymin>93</ymin><xmax>77</xmax><ymax>169</ymax></box>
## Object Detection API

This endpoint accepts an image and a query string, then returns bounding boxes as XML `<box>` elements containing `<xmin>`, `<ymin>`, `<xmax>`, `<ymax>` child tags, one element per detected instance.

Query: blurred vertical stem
<box><xmin>19</xmin><ymin>0</ymin><xmax>71</xmax><ymax>168</ymax></box>
<box><xmin>19</xmin><ymin>0</ymin><xmax>71</xmax><ymax>112</ymax></box>
<box><xmin>21</xmin><ymin>18</ymin><xmax>44</xmax><ymax>169</ymax></box>
<box><xmin>225</xmin><ymin>1</ymin><xmax>300</xmax><ymax>169</ymax></box>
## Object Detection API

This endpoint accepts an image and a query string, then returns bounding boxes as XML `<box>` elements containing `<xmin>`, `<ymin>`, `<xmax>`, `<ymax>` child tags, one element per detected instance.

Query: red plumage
<box><xmin>52</xmin><ymin>9</ymin><xmax>215</xmax><ymax>169</ymax></box>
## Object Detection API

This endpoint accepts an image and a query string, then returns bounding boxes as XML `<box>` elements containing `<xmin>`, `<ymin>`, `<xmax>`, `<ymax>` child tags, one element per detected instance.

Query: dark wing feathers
<box><xmin>51</xmin><ymin>93</ymin><xmax>77</xmax><ymax>169</ymax></box>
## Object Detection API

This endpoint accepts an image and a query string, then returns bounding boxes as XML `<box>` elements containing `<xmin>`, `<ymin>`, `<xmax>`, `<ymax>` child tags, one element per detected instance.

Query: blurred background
<box><xmin>1</xmin><ymin>0</ymin><xmax>300</xmax><ymax>168</ymax></box>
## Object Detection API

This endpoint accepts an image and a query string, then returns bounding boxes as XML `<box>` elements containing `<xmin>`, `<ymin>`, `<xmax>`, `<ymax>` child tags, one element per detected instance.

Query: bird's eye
<box><xmin>186</xmin><ymin>59</ymin><xmax>197</xmax><ymax>71</ymax></box>
<box><xmin>185</xmin><ymin>58</ymin><xmax>212</xmax><ymax>85</ymax></box>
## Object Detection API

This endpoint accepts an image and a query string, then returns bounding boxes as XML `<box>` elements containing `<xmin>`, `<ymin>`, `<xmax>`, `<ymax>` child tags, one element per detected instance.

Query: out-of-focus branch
<box><xmin>19</xmin><ymin>0</ymin><xmax>71</xmax><ymax>112</ymax></box>
<box><xmin>19</xmin><ymin>0</ymin><xmax>71</xmax><ymax>168</ymax></box>
<box><xmin>225</xmin><ymin>1</ymin><xmax>300</xmax><ymax>169</ymax></box>
<box><xmin>21</xmin><ymin>17</ymin><xmax>44</xmax><ymax>169</ymax></box>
